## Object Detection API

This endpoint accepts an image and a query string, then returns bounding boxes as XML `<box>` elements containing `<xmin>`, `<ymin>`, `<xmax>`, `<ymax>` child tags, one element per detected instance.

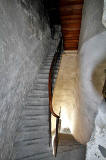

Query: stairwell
<box><xmin>12</xmin><ymin>48</ymin><xmax>56</xmax><ymax>160</ymax></box>
<box><xmin>12</xmin><ymin>39</ymin><xmax>86</xmax><ymax>160</ymax></box>
<box><xmin>0</xmin><ymin>0</ymin><xmax>99</xmax><ymax>159</ymax></box>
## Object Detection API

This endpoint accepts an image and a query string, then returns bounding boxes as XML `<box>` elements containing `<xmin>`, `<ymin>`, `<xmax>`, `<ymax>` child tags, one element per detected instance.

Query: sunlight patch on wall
<box><xmin>51</xmin><ymin>52</ymin><xmax>80</xmax><ymax>142</ymax></box>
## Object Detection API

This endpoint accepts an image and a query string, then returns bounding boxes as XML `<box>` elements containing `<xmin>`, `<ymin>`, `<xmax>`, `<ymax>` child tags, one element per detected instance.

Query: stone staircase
<box><xmin>12</xmin><ymin>44</ymin><xmax>86</xmax><ymax>160</ymax></box>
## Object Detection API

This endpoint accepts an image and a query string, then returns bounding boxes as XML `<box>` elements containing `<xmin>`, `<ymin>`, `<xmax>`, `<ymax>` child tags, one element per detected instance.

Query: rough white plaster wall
<box><xmin>86</xmin><ymin>101</ymin><xmax>106</xmax><ymax>160</ymax></box>
<box><xmin>78</xmin><ymin>0</ymin><xmax>106</xmax><ymax>158</ymax></box>
<box><xmin>79</xmin><ymin>0</ymin><xmax>105</xmax><ymax>48</ymax></box>
<box><xmin>79</xmin><ymin>32</ymin><xmax>106</xmax><ymax>143</ymax></box>
<box><xmin>0</xmin><ymin>0</ymin><xmax>59</xmax><ymax>159</ymax></box>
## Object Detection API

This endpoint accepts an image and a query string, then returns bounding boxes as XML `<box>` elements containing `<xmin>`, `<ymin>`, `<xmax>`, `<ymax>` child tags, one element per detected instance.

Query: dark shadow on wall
<box><xmin>92</xmin><ymin>59</ymin><xmax>106</xmax><ymax>96</ymax></box>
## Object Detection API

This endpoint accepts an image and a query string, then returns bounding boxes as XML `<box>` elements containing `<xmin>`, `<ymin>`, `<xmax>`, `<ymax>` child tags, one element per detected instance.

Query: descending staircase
<box><xmin>13</xmin><ymin>39</ymin><xmax>86</xmax><ymax>160</ymax></box>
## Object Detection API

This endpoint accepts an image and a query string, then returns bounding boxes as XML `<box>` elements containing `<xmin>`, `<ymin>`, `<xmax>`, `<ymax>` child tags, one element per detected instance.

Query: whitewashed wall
<box><xmin>78</xmin><ymin>0</ymin><xmax>106</xmax><ymax>159</ymax></box>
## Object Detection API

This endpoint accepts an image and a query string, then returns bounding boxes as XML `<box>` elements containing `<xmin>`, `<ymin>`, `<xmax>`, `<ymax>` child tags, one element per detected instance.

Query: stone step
<box><xmin>42</xmin><ymin>59</ymin><xmax>53</xmax><ymax>63</ymax></box>
<box><xmin>37</xmin><ymin>78</ymin><xmax>48</xmax><ymax>84</ymax></box>
<box><xmin>23</xmin><ymin>116</ymin><xmax>49</xmax><ymax>121</ymax></box>
<box><xmin>15</xmin><ymin>139</ymin><xmax>49</xmax><ymax>153</ymax></box>
<box><xmin>26</xmin><ymin>96</ymin><xmax>49</xmax><ymax>101</ymax></box>
<box><xmin>22</xmin><ymin>108</ymin><xmax>49</xmax><ymax>117</ymax></box>
<box><xmin>22</xmin><ymin>125</ymin><xmax>49</xmax><ymax>133</ymax></box>
<box><xmin>39</xmin><ymin>69</ymin><xmax>50</xmax><ymax>74</ymax></box>
<box><xmin>17</xmin><ymin>125</ymin><xmax>49</xmax><ymax>133</ymax></box>
<box><xmin>24</xmin><ymin>105</ymin><xmax>48</xmax><ymax>110</ymax></box>
<box><xmin>39</xmin><ymin>68</ymin><xmax>58</xmax><ymax>75</ymax></box>
<box><xmin>14</xmin><ymin>144</ymin><xmax>51</xmax><ymax>160</ymax></box>
<box><xmin>14</xmin><ymin>151</ymin><xmax>53</xmax><ymax>160</ymax></box>
<box><xmin>23</xmin><ymin>115</ymin><xmax>49</xmax><ymax>121</ymax></box>
<box><xmin>23</xmin><ymin>105</ymin><xmax>48</xmax><ymax>110</ymax></box>
<box><xmin>43</xmin><ymin>55</ymin><xmax>52</xmax><ymax>59</ymax></box>
<box><xmin>38</xmin><ymin>73</ymin><xmax>49</xmax><ymax>79</ymax></box>
<box><xmin>15</xmin><ymin>130</ymin><xmax>49</xmax><ymax>143</ymax></box>
<box><xmin>15</xmin><ymin>138</ymin><xmax>49</xmax><ymax>147</ymax></box>
<box><xmin>25</xmin><ymin>98</ymin><xmax>49</xmax><ymax>105</ymax></box>
<box><xmin>27</xmin><ymin>93</ymin><xmax>48</xmax><ymax>98</ymax></box>
<box><xmin>31</xmin><ymin>86</ymin><xmax>48</xmax><ymax>92</ymax></box>
<box><xmin>40</xmin><ymin>65</ymin><xmax>50</xmax><ymax>70</ymax></box>
<box><xmin>22</xmin><ymin>118</ymin><xmax>48</xmax><ymax>127</ymax></box>
<box><xmin>42</xmin><ymin>61</ymin><xmax>60</xmax><ymax>68</ymax></box>
<box><xmin>42</xmin><ymin>58</ymin><xmax>60</xmax><ymax>67</ymax></box>
<box><xmin>42</xmin><ymin>61</ymin><xmax>52</xmax><ymax>65</ymax></box>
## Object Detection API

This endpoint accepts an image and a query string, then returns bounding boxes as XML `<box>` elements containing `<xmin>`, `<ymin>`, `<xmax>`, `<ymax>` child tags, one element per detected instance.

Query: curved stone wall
<box><xmin>76</xmin><ymin>0</ymin><xmax>106</xmax><ymax>144</ymax></box>
<box><xmin>78</xmin><ymin>0</ymin><xmax>106</xmax><ymax>159</ymax></box>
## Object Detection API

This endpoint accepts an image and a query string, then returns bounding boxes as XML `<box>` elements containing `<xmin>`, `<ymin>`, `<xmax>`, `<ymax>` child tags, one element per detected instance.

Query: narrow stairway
<box><xmin>13</xmin><ymin>41</ymin><xmax>86</xmax><ymax>160</ymax></box>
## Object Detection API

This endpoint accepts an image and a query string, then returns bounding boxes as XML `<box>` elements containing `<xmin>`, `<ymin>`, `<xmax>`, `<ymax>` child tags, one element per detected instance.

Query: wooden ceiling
<box><xmin>59</xmin><ymin>0</ymin><xmax>84</xmax><ymax>50</ymax></box>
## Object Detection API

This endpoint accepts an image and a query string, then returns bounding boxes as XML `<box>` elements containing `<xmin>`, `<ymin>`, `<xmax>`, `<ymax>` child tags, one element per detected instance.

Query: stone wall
<box><xmin>78</xmin><ymin>0</ymin><xmax>106</xmax><ymax>159</ymax></box>
<box><xmin>102</xmin><ymin>0</ymin><xmax>106</xmax><ymax>28</ymax></box>
<box><xmin>79</xmin><ymin>0</ymin><xmax>105</xmax><ymax>47</ymax></box>
<box><xmin>0</xmin><ymin>0</ymin><xmax>60</xmax><ymax>159</ymax></box>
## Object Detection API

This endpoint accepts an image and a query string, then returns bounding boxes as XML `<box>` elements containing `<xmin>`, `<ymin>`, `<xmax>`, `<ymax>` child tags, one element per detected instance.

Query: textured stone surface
<box><xmin>98</xmin><ymin>145</ymin><xmax>106</xmax><ymax>158</ymax></box>
<box><xmin>0</xmin><ymin>0</ymin><xmax>59</xmax><ymax>159</ymax></box>
<box><xmin>79</xmin><ymin>0</ymin><xmax>106</xmax><ymax>159</ymax></box>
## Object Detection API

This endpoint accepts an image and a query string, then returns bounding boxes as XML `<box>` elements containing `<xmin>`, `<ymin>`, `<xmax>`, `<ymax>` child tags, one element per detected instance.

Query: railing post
<box><xmin>54</xmin><ymin>117</ymin><xmax>60</xmax><ymax>157</ymax></box>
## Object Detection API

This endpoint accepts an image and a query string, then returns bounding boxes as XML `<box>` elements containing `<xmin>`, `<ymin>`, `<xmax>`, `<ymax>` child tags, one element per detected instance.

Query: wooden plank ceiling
<box><xmin>59</xmin><ymin>0</ymin><xmax>84</xmax><ymax>50</ymax></box>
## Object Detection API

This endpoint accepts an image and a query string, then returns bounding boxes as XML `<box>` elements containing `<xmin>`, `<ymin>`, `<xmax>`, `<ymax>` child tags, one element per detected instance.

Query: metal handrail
<box><xmin>48</xmin><ymin>37</ymin><xmax>62</xmax><ymax>118</ymax></box>
<box><xmin>48</xmin><ymin>59</ymin><xmax>60</xmax><ymax>118</ymax></box>
<box><xmin>48</xmin><ymin>37</ymin><xmax>62</xmax><ymax>154</ymax></box>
